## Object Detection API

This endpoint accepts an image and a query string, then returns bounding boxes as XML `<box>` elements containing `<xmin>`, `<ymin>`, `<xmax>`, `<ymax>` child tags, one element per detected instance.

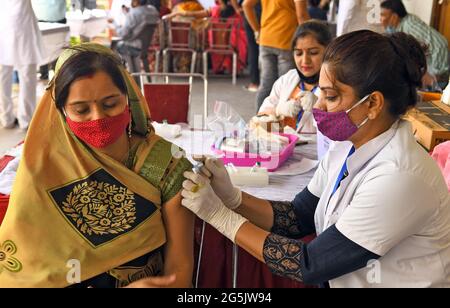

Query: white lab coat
<box><xmin>0</xmin><ymin>0</ymin><xmax>44</xmax><ymax>67</ymax></box>
<box><xmin>336</xmin><ymin>0</ymin><xmax>383</xmax><ymax>37</ymax></box>
<box><xmin>259</xmin><ymin>69</ymin><xmax>318</xmax><ymax>135</ymax></box>
<box><xmin>309</xmin><ymin>120</ymin><xmax>450</xmax><ymax>287</ymax></box>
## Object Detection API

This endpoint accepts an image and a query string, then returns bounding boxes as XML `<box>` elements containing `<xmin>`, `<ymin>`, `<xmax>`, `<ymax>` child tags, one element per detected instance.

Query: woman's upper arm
<box><xmin>161</xmin><ymin>191</ymin><xmax>195</xmax><ymax>286</ymax></box>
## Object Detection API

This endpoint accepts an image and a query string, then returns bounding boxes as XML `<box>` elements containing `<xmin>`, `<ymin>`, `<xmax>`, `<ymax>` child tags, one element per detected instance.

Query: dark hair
<box><xmin>308</xmin><ymin>0</ymin><xmax>320</xmax><ymax>8</ymax></box>
<box><xmin>381</xmin><ymin>0</ymin><xmax>408</xmax><ymax>18</ymax></box>
<box><xmin>53</xmin><ymin>47</ymin><xmax>128</xmax><ymax>110</ymax></box>
<box><xmin>292</xmin><ymin>20</ymin><xmax>333</xmax><ymax>50</ymax></box>
<box><xmin>219</xmin><ymin>0</ymin><xmax>235</xmax><ymax>18</ymax></box>
<box><xmin>323</xmin><ymin>30</ymin><xmax>427</xmax><ymax>117</ymax></box>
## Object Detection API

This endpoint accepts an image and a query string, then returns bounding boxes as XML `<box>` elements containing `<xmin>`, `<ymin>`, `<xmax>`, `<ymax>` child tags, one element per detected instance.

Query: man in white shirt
<box><xmin>0</xmin><ymin>0</ymin><xmax>44</xmax><ymax>130</ymax></box>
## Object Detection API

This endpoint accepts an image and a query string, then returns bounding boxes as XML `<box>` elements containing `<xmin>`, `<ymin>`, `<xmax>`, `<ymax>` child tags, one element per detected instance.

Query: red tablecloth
<box><xmin>0</xmin><ymin>155</ymin><xmax>14</xmax><ymax>172</ymax></box>
<box><xmin>194</xmin><ymin>220</ymin><xmax>316</xmax><ymax>288</ymax></box>
<box><xmin>0</xmin><ymin>194</ymin><xmax>8</xmax><ymax>225</ymax></box>
<box><xmin>0</xmin><ymin>155</ymin><xmax>14</xmax><ymax>225</ymax></box>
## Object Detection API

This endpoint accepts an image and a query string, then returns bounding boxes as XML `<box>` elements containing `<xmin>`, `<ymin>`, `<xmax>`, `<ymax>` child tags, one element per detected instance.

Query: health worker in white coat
<box><xmin>0</xmin><ymin>0</ymin><xmax>44</xmax><ymax>130</ymax></box>
<box><xmin>258</xmin><ymin>21</ymin><xmax>332</xmax><ymax>136</ymax></box>
<box><xmin>181</xmin><ymin>31</ymin><xmax>450</xmax><ymax>288</ymax></box>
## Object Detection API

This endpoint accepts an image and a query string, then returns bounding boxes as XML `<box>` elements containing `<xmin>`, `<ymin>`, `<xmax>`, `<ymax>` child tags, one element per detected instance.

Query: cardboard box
<box><xmin>404</xmin><ymin>100</ymin><xmax>450</xmax><ymax>151</ymax></box>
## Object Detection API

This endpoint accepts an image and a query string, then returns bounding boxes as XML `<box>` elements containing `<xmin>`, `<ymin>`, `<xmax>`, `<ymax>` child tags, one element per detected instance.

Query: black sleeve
<box><xmin>263</xmin><ymin>225</ymin><xmax>381</xmax><ymax>285</ymax></box>
<box><xmin>270</xmin><ymin>187</ymin><xmax>319</xmax><ymax>239</ymax></box>
<box><xmin>292</xmin><ymin>187</ymin><xmax>320</xmax><ymax>236</ymax></box>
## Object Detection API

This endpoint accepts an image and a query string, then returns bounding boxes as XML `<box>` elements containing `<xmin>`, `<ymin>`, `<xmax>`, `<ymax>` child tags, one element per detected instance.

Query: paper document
<box><xmin>270</xmin><ymin>157</ymin><xmax>319</xmax><ymax>176</ymax></box>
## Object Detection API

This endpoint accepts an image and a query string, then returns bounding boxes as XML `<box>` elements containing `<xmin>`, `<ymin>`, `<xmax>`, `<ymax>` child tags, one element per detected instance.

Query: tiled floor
<box><xmin>0</xmin><ymin>75</ymin><xmax>258</xmax><ymax>154</ymax></box>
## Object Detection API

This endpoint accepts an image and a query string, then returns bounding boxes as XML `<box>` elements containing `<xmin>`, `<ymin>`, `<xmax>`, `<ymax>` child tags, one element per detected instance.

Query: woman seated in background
<box><xmin>163</xmin><ymin>0</ymin><xmax>205</xmax><ymax>72</ymax></box>
<box><xmin>171</xmin><ymin>0</ymin><xmax>204</xmax><ymax>18</ymax></box>
<box><xmin>0</xmin><ymin>44</ymin><xmax>194</xmax><ymax>288</ymax></box>
<box><xmin>166</xmin><ymin>0</ymin><xmax>247</xmax><ymax>75</ymax></box>
<box><xmin>257</xmin><ymin>21</ymin><xmax>332</xmax><ymax>135</ymax></box>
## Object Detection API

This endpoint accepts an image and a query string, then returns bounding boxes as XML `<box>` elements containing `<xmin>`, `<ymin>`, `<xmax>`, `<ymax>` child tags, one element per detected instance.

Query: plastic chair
<box><xmin>203</xmin><ymin>18</ymin><xmax>239</xmax><ymax>85</ymax></box>
<box><xmin>131</xmin><ymin>72</ymin><xmax>208</xmax><ymax>125</ymax></box>
<box><xmin>161</xmin><ymin>17</ymin><xmax>198</xmax><ymax>74</ymax></box>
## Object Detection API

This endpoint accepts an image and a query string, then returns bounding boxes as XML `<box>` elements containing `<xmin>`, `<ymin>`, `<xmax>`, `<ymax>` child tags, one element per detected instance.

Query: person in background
<box><xmin>110</xmin><ymin>0</ymin><xmax>132</xmax><ymax>27</ymax></box>
<box><xmin>258</xmin><ymin>21</ymin><xmax>332</xmax><ymax>135</ymax></box>
<box><xmin>0</xmin><ymin>44</ymin><xmax>194</xmax><ymax>288</ymax></box>
<box><xmin>336</xmin><ymin>0</ymin><xmax>382</xmax><ymax>37</ymax></box>
<box><xmin>231</xmin><ymin>0</ymin><xmax>261</xmax><ymax>92</ymax></box>
<box><xmin>171</xmin><ymin>0</ymin><xmax>205</xmax><ymax>19</ymax></box>
<box><xmin>148</xmin><ymin>0</ymin><xmax>162</xmax><ymax>11</ymax></box>
<box><xmin>0</xmin><ymin>0</ymin><xmax>44</xmax><ymax>130</ymax></box>
<box><xmin>109</xmin><ymin>0</ymin><xmax>160</xmax><ymax>72</ymax></box>
<box><xmin>166</xmin><ymin>0</ymin><xmax>247</xmax><ymax>75</ymax></box>
<box><xmin>432</xmin><ymin>141</ymin><xmax>450</xmax><ymax>192</ymax></box>
<box><xmin>380</xmin><ymin>0</ymin><xmax>449</xmax><ymax>90</ymax></box>
<box><xmin>71</xmin><ymin>0</ymin><xmax>98</xmax><ymax>11</ymax></box>
<box><xmin>32</xmin><ymin>0</ymin><xmax>68</xmax><ymax>80</ymax></box>
<box><xmin>182</xmin><ymin>30</ymin><xmax>450</xmax><ymax>288</ymax></box>
<box><xmin>159</xmin><ymin>0</ymin><xmax>172</xmax><ymax>16</ymax></box>
<box><xmin>165</xmin><ymin>0</ymin><xmax>205</xmax><ymax>72</ymax></box>
<box><xmin>243</xmin><ymin>0</ymin><xmax>310</xmax><ymax>111</ymax></box>
<box><xmin>307</xmin><ymin>0</ymin><xmax>328</xmax><ymax>21</ymax></box>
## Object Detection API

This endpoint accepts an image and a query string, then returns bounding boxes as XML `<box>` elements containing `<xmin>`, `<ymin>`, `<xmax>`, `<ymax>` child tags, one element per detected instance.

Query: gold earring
<box><xmin>128</xmin><ymin>114</ymin><xmax>132</xmax><ymax>139</ymax></box>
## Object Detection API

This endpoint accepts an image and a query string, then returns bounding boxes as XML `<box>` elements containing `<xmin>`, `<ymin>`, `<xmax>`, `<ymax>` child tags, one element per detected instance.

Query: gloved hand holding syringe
<box><xmin>188</xmin><ymin>155</ymin><xmax>242</xmax><ymax>210</ymax></box>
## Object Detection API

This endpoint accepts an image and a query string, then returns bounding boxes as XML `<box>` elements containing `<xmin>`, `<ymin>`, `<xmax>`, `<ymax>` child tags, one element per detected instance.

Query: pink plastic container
<box><xmin>212</xmin><ymin>133</ymin><xmax>299</xmax><ymax>172</ymax></box>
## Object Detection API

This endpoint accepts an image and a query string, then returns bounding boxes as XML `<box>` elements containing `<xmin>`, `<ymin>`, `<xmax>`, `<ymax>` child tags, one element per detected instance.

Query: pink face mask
<box><xmin>66</xmin><ymin>106</ymin><xmax>131</xmax><ymax>148</ymax></box>
<box><xmin>313</xmin><ymin>95</ymin><xmax>370</xmax><ymax>142</ymax></box>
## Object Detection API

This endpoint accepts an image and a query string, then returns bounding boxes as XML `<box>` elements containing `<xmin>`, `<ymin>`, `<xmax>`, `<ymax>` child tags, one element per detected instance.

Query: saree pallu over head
<box><xmin>0</xmin><ymin>44</ymin><xmax>170</xmax><ymax>287</ymax></box>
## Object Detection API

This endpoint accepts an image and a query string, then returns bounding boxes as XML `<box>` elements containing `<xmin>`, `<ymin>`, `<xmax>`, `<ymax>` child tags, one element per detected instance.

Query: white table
<box><xmin>66</xmin><ymin>10</ymin><xmax>108</xmax><ymax>39</ymax></box>
<box><xmin>163</xmin><ymin>126</ymin><xmax>318</xmax><ymax>287</ymax></box>
<box><xmin>39</xmin><ymin>22</ymin><xmax>71</xmax><ymax>65</ymax></box>
<box><xmin>165</xmin><ymin>127</ymin><xmax>318</xmax><ymax>201</ymax></box>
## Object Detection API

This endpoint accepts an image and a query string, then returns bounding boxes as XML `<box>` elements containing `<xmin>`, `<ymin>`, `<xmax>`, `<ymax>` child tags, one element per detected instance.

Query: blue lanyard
<box><xmin>296</xmin><ymin>110</ymin><xmax>304</xmax><ymax>129</ymax></box>
<box><xmin>299</xmin><ymin>81</ymin><xmax>318</xmax><ymax>92</ymax></box>
<box><xmin>329</xmin><ymin>146</ymin><xmax>355</xmax><ymax>200</ymax></box>
<box><xmin>297</xmin><ymin>81</ymin><xmax>318</xmax><ymax>129</ymax></box>
<box><xmin>324</xmin><ymin>146</ymin><xmax>355</xmax><ymax>215</ymax></box>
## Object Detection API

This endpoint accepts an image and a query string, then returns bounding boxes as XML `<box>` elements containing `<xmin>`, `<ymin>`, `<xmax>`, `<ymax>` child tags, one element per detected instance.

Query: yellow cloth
<box><xmin>0</xmin><ymin>44</ymin><xmax>174</xmax><ymax>287</ymax></box>
<box><xmin>260</xmin><ymin>0</ymin><xmax>298</xmax><ymax>51</ymax></box>
<box><xmin>175</xmin><ymin>0</ymin><xmax>204</xmax><ymax>12</ymax></box>
<box><xmin>172</xmin><ymin>1</ymin><xmax>206</xmax><ymax>31</ymax></box>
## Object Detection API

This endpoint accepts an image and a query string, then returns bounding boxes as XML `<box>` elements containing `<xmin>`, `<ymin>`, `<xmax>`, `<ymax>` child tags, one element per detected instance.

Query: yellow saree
<box><xmin>0</xmin><ymin>44</ymin><xmax>191</xmax><ymax>287</ymax></box>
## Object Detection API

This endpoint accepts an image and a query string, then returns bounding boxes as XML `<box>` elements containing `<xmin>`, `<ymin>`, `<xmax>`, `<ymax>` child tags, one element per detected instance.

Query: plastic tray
<box><xmin>212</xmin><ymin>133</ymin><xmax>299</xmax><ymax>171</ymax></box>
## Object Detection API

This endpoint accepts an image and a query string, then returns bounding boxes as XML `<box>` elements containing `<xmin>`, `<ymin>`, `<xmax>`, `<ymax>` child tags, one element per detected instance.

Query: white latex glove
<box><xmin>276</xmin><ymin>98</ymin><xmax>302</xmax><ymax>118</ymax></box>
<box><xmin>193</xmin><ymin>157</ymin><xmax>242</xmax><ymax>210</ymax></box>
<box><xmin>181</xmin><ymin>172</ymin><xmax>248</xmax><ymax>243</ymax></box>
<box><xmin>299</xmin><ymin>91</ymin><xmax>317</xmax><ymax>112</ymax></box>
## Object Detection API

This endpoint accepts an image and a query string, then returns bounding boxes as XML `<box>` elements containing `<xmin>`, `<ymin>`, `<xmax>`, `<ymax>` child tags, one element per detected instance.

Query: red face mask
<box><xmin>66</xmin><ymin>106</ymin><xmax>131</xmax><ymax>148</ymax></box>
